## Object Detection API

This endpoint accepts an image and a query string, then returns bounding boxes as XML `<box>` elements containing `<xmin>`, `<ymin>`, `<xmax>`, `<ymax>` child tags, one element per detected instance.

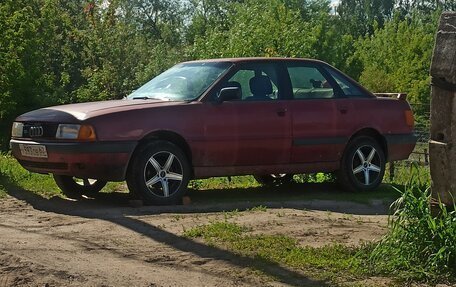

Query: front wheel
<box><xmin>53</xmin><ymin>175</ymin><xmax>107</xmax><ymax>198</ymax></box>
<box><xmin>338</xmin><ymin>136</ymin><xmax>385</xmax><ymax>192</ymax></box>
<box><xmin>126</xmin><ymin>140</ymin><xmax>191</xmax><ymax>205</ymax></box>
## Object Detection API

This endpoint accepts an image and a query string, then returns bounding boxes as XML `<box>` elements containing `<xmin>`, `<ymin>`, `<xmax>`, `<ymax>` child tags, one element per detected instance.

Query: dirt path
<box><xmin>0</xmin><ymin>190</ymin><xmax>390</xmax><ymax>287</ymax></box>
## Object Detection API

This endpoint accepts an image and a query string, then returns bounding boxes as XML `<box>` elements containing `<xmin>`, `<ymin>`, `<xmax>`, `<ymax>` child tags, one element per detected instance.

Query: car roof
<box><xmin>183</xmin><ymin>57</ymin><xmax>327</xmax><ymax>65</ymax></box>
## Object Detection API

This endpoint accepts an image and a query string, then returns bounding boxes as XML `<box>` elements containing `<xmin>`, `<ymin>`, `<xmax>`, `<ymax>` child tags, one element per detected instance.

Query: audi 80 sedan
<box><xmin>10</xmin><ymin>58</ymin><xmax>416</xmax><ymax>205</ymax></box>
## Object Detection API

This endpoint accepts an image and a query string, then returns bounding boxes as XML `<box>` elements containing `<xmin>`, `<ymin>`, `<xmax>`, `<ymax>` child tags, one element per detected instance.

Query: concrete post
<box><xmin>429</xmin><ymin>12</ymin><xmax>456</xmax><ymax>207</ymax></box>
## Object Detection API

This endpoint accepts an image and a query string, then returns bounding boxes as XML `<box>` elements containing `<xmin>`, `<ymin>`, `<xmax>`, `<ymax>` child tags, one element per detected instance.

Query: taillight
<box><xmin>405</xmin><ymin>110</ymin><xmax>414</xmax><ymax>128</ymax></box>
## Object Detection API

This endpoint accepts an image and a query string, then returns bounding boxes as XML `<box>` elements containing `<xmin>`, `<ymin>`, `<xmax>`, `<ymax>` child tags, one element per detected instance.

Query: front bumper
<box><xmin>10</xmin><ymin>139</ymin><xmax>137</xmax><ymax>181</ymax></box>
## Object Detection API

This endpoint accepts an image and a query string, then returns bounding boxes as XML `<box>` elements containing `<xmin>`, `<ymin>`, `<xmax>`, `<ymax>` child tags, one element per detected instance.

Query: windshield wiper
<box><xmin>132</xmin><ymin>96</ymin><xmax>152</xmax><ymax>100</ymax></box>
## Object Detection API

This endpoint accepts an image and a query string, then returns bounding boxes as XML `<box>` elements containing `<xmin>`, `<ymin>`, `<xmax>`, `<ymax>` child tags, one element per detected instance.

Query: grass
<box><xmin>0</xmin><ymin>153</ymin><xmax>61</xmax><ymax>198</ymax></box>
<box><xmin>184</xmin><ymin>221</ymin><xmax>363</xmax><ymax>284</ymax></box>
<box><xmin>0</xmin><ymin>153</ymin><xmax>125</xmax><ymax>198</ymax></box>
<box><xmin>1</xmin><ymin>153</ymin><xmax>454</xmax><ymax>284</ymax></box>
<box><xmin>366</xmin><ymin>186</ymin><xmax>456</xmax><ymax>281</ymax></box>
<box><xmin>1</xmin><ymin>152</ymin><xmax>404</xmax><ymax>204</ymax></box>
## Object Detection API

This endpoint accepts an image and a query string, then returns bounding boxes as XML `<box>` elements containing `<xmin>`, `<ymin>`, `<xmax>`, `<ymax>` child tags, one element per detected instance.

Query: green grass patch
<box><xmin>188</xmin><ymin>180</ymin><xmax>400</xmax><ymax>205</ymax></box>
<box><xmin>184</xmin><ymin>221</ymin><xmax>362</xmax><ymax>283</ymax></box>
<box><xmin>189</xmin><ymin>176</ymin><xmax>260</xmax><ymax>190</ymax></box>
<box><xmin>185</xmin><ymin>216</ymin><xmax>455</xmax><ymax>285</ymax></box>
<box><xmin>247</xmin><ymin>205</ymin><xmax>268</xmax><ymax>212</ymax></box>
<box><xmin>384</xmin><ymin>162</ymin><xmax>431</xmax><ymax>187</ymax></box>
<box><xmin>0</xmin><ymin>153</ymin><xmax>126</xmax><ymax>198</ymax></box>
<box><xmin>0</xmin><ymin>153</ymin><xmax>61</xmax><ymax>198</ymax></box>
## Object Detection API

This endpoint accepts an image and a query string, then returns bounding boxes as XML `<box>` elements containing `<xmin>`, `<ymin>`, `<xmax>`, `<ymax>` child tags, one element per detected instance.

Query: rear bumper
<box><xmin>10</xmin><ymin>139</ymin><xmax>137</xmax><ymax>181</ymax></box>
<box><xmin>384</xmin><ymin>133</ymin><xmax>418</xmax><ymax>161</ymax></box>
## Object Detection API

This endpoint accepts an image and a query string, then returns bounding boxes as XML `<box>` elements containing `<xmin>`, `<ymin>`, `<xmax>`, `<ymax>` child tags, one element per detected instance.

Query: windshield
<box><xmin>127</xmin><ymin>62</ymin><xmax>232</xmax><ymax>101</ymax></box>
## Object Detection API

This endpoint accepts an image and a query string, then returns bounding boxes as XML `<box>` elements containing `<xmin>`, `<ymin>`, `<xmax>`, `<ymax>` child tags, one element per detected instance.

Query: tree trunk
<box><xmin>429</xmin><ymin>12</ymin><xmax>456</xmax><ymax>208</ymax></box>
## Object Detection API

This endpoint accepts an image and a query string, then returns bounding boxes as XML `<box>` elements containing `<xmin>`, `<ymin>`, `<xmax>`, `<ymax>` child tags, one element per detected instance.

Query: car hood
<box><xmin>16</xmin><ymin>99</ymin><xmax>185</xmax><ymax>122</ymax></box>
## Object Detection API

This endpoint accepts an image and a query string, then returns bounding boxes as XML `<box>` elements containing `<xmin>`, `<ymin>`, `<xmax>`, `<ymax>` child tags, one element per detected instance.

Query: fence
<box><xmin>387</xmin><ymin>102</ymin><xmax>430</xmax><ymax>182</ymax></box>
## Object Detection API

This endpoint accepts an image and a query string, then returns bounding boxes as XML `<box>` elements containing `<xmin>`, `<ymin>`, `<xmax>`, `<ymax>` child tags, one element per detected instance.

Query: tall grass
<box><xmin>366</xmin><ymin>171</ymin><xmax>455</xmax><ymax>281</ymax></box>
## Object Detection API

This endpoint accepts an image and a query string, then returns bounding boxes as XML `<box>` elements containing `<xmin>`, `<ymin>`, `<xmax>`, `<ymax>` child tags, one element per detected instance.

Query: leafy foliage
<box><xmin>354</xmin><ymin>13</ymin><xmax>437</xmax><ymax>117</ymax></box>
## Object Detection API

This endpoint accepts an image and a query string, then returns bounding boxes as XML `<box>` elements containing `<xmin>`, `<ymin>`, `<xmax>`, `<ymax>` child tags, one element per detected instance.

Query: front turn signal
<box><xmin>405</xmin><ymin>110</ymin><xmax>414</xmax><ymax>128</ymax></box>
<box><xmin>78</xmin><ymin>125</ymin><xmax>97</xmax><ymax>141</ymax></box>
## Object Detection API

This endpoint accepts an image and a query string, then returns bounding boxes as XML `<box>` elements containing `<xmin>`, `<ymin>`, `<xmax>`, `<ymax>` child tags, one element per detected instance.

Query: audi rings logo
<box><xmin>29</xmin><ymin>126</ymin><xmax>44</xmax><ymax>137</ymax></box>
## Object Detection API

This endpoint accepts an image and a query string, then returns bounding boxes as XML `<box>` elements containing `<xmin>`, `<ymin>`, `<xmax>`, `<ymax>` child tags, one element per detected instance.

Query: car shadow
<box><xmin>3</xmin><ymin>178</ymin><xmax>334</xmax><ymax>287</ymax></box>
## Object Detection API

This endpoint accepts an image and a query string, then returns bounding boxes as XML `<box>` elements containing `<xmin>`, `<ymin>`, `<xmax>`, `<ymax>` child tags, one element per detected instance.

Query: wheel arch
<box><xmin>127</xmin><ymin>130</ymin><xmax>194</xmax><ymax>176</ymax></box>
<box><xmin>347</xmin><ymin>128</ymin><xmax>388</xmax><ymax>160</ymax></box>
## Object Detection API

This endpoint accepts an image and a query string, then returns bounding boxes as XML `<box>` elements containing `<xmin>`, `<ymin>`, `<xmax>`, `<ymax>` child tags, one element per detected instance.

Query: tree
<box><xmin>337</xmin><ymin>0</ymin><xmax>395</xmax><ymax>37</ymax></box>
<box><xmin>355</xmin><ymin>12</ymin><xmax>438</xmax><ymax>119</ymax></box>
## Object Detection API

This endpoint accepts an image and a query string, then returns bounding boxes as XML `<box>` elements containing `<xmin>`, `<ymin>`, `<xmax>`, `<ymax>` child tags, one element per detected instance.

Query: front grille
<box><xmin>22</xmin><ymin>123</ymin><xmax>59</xmax><ymax>139</ymax></box>
<box><xmin>19</xmin><ymin>160</ymin><xmax>68</xmax><ymax>170</ymax></box>
<box><xmin>29</xmin><ymin>126</ymin><xmax>43</xmax><ymax>137</ymax></box>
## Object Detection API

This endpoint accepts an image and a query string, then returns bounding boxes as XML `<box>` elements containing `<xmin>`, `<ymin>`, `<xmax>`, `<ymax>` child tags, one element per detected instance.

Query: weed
<box><xmin>223</xmin><ymin>209</ymin><xmax>239</xmax><ymax>220</ymax></box>
<box><xmin>184</xmin><ymin>221</ymin><xmax>247</xmax><ymax>245</ymax></box>
<box><xmin>171</xmin><ymin>214</ymin><xmax>185</xmax><ymax>222</ymax></box>
<box><xmin>248</xmin><ymin>205</ymin><xmax>267</xmax><ymax>212</ymax></box>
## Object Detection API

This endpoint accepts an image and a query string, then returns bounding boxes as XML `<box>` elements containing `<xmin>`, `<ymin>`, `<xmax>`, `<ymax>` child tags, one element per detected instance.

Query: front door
<box><xmin>199</xmin><ymin>62</ymin><xmax>291</xmax><ymax>167</ymax></box>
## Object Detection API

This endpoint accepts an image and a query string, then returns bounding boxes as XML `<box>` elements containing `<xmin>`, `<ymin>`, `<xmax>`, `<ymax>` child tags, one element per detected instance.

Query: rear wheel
<box><xmin>53</xmin><ymin>175</ymin><xmax>107</xmax><ymax>198</ymax></box>
<box><xmin>338</xmin><ymin>136</ymin><xmax>385</xmax><ymax>192</ymax></box>
<box><xmin>254</xmin><ymin>174</ymin><xmax>294</xmax><ymax>186</ymax></box>
<box><xmin>126</xmin><ymin>140</ymin><xmax>191</xmax><ymax>205</ymax></box>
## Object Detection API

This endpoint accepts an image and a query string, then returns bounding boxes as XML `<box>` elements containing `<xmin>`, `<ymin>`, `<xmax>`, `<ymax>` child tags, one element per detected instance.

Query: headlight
<box><xmin>11</xmin><ymin>122</ymin><xmax>24</xmax><ymax>137</ymax></box>
<box><xmin>56</xmin><ymin>124</ymin><xmax>96</xmax><ymax>141</ymax></box>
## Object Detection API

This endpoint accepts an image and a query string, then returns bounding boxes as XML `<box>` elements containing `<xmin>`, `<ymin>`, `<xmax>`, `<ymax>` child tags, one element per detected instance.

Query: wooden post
<box><xmin>429</xmin><ymin>12</ymin><xmax>456</xmax><ymax>207</ymax></box>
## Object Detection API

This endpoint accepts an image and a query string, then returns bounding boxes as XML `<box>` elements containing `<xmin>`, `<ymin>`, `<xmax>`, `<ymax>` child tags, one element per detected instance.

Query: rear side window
<box><xmin>324</xmin><ymin>67</ymin><xmax>366</xmax><ymax>97</ymax></box>
<box><xmin>287</xmin><ymin>66</ymin><xmax>335</xmax><ymax>99</ymax></box>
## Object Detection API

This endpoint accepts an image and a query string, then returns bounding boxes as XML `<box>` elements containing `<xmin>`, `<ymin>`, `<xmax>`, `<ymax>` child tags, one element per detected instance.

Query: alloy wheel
<box><xmin>143</xmin><ymin>151</ymin><xmax>184</xmax><ymax>197</ymax></box>
<box><xmin>351</xmin><ymin>145</ymin><xmax>382</xmax><ymax>186</ymax></box>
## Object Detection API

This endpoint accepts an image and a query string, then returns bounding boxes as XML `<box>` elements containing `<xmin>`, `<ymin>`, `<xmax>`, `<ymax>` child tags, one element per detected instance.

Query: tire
<box><xmin>254</xmin><ymin>174</ymin><xmax>294</xmax><ymax>186</ymax></box>
<box><xmin>338</xmin><ymin>136</ymin><xmax>386</xmax><ymax>192</ymax></box>
<box><xmin>126</xmin><ymin>140</ymin><xmax>191</xmax><ymax>205</ymax></box>
<box><xmin>53</xmin><ymin>175</ymin><xmax>107</xmax><ymax>198</ymax></box>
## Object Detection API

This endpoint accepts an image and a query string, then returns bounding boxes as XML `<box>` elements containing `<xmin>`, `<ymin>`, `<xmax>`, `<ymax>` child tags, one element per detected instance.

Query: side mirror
<box><xmin>217</xmin><ymin>87</ymin><xmax>241</xmax><ymax>103</ymax></box>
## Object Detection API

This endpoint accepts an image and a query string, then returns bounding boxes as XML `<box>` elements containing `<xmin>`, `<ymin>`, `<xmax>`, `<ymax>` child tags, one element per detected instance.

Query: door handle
<box><xmin>277</xmin><ymin>108</ymin><xmax>287</xmax><ymax>117</ymax></box>
<box><xmin>339</xmin><ymin>107</ymin><xmax>348</xmax><ymax>114</ymax></box>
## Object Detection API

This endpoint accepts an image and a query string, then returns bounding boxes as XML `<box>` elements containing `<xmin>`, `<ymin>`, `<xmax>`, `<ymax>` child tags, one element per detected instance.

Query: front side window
<box><xmin>127</xmin><ymin>62</ymin><xmax>231</xmax><ymax>101</ymax></box>
<box><xmin>287</xmin><ymin>66</ymin><xmax>335</xmax><ymax>99</ymax></box>
<box><xmin>219</xmin><ymin>63</ymin><xmax>280</xmax><ymax>101</ymax></box>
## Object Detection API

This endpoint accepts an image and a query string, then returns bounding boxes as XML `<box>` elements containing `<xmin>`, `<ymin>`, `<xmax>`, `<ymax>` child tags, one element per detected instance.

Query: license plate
<box><xmin>19</xmin><ymin>144</ymin><xmax>48</xmax><ymax>158</ymax></box>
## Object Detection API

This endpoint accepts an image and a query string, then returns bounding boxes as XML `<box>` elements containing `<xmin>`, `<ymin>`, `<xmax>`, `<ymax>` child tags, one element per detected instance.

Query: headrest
<box><xmin>249</xmin><ymin>75</ymin><xmax>273</xmax><ymax>96</ymax></box>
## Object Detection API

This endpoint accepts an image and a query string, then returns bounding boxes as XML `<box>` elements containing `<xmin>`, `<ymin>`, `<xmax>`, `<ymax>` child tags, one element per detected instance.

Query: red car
<box><xmin>10</xmin><ymin>58</ymin><xmax>416</xmax><ymax>205</ymax></box>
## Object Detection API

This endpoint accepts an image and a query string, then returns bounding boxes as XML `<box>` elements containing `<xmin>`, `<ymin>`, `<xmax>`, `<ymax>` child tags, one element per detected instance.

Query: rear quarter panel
<box><xmin>348</xmin><ymin>97</ymin><xmax>415</xmax><ymax>161</ymax></box>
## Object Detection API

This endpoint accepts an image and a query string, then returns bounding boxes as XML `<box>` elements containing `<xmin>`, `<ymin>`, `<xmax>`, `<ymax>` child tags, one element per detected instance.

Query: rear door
<box><xmin>285</xmin><ymin>63</ymin><xmax>351</xmax><ymax>163</ymax></box>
